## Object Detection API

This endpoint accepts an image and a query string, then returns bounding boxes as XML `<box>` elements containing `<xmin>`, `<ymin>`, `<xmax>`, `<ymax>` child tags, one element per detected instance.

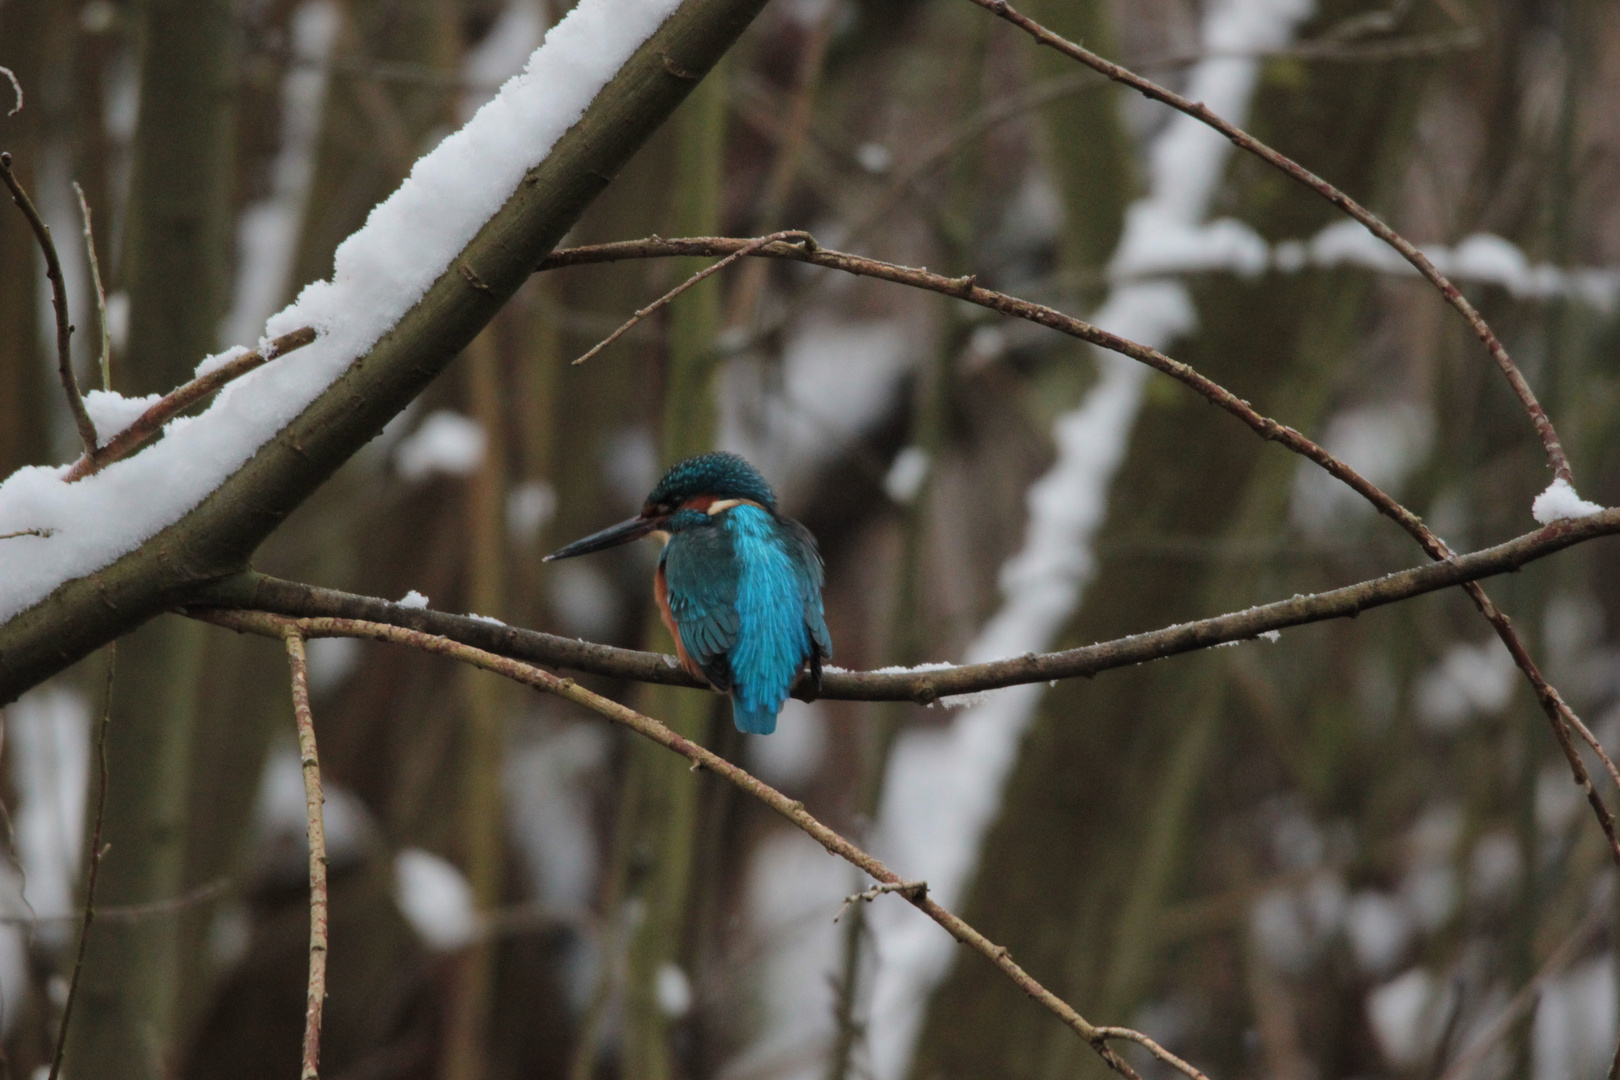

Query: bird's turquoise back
<box><xmin>662</xmin><ymin>503</ymin><xmax>829</xmax><ymax>734</ymax></box>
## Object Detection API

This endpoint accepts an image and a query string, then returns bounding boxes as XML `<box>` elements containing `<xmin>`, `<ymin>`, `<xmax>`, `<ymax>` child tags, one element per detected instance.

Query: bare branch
<box><xmin>48</xmin><ymin>644</ymin><xmax>114</xmax><ymax>1080</ymax></box>
<box><xmin>0</xmin><ymin>529</ymin><xmax>53</xmax><ymax>541</ymax></box>
<box><xmin>569</xmin><ymin>230</ymin><xmax>812</xmax><ymax>365</ymax></box>
<box><xmin>282</xmin><ymin>630</ymin><xmax>328</xmax><ymax>1080</ymax></box>
<box><xmin>192</xmin><ymin>510</ymin><xmax>1620</xmax><ymax>704</ymax></box>
<box><xmin>63</xmin><ymin>327</ymin><xmax>318</xmax><ymax>482</ymax></box>
<box><xmin>962</xmin><ymin>0</ymin><xmax>1571</xmax><ymax>485</ymax></box>
<box><xmin>195</xmin><ymin>608</ymin><xmax>1151</xmax><ymax>1080</ymax></box>
<box><xmin>0</xmin><ymin>152</ymin><xmax>98</xmax><ymax>455</ymax></box>
<box><xmin>835</xmin><ymin>880</ymin><xmax>926</xmax><ymax>922</ymax></box>
<box><xmin>1094</xmin><ymin>1028</ymin><xmax>1212</xmax><ymax>1080</ymax></box>
<box><xmin>537</xmin><ymin>233</ymin><xmax>1620</xmax><ymax>867</ymax></box>
<box><xmin>73</xmin><ymin>183</ymin><xmax>111</xmax><ymax>392</ymax></box>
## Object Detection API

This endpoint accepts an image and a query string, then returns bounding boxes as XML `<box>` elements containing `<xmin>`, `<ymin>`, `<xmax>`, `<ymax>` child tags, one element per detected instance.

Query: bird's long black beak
<box><xmin>543</xmin><ymin>514</ymin><xmax>659</xmax><ymax>561</ymax></box>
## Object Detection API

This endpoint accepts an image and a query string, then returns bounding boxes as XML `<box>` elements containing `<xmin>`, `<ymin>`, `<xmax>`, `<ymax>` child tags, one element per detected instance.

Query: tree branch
<box><xmin>0</xmin><ymin>152</ymin><xmax>98</xmax><ymax>456</ymax></box>
<box><xmin>190</xmin><ymin>509</ymin><xmax>1620</xmax><ymax>704</ymax></box>
<box><xmin>192</xmin><ymin>608</ymin><xmax>1151</xmax><ymax>1080</ymax></box>
<box><xmin>0</xmin><ymin>0</ymin><xmax>778</xmax><ymax>704</ymax></box>
<box><xmin>962</xmin><ymin>0</ymin><xmax>1571</xmax><ymax>485</ymax></box>
<box><xmin>281</xmin><ymin>630</ymin><xmax>328</xmax><ymax>1080</ymax></box>
<box><xmin>535</xmin><ymin>233</ymin><xmax>1620</xmax><ymax>867</ymax></box>
<box><xmin>62</xmin><ymin>327</ymin><xmax>318</xmax><ymax>482</ymax></box>
<box><xmin>48</xmin><ymin>644</ymin><xmax>114</xmax><ymax>1080</ymax></box>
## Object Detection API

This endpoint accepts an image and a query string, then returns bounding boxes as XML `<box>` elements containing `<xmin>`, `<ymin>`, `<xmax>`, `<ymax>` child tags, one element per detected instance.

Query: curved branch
<box><xmin>0</xmin><ymin>152</ymin><xmax>98</xmax><ymax>455</ymax></box>
<box><xmin>190</xmin><ymin>509</ymin><xmax>1620</xmax><ymax>704</ymax></box>
<box><xmin>536</xmin><ymin>233</ymin><xmax>1620</xmax><ymax>866</ymax></box>
<box><xmin>193</xmin><ymin>607</ymin><xmax>1150</xmax><ymax>1080</ymax></box>
<box><xmin>964</xmin><ymin>0</ymin><xmax>1570</xmax><ymax>484</ymax></box>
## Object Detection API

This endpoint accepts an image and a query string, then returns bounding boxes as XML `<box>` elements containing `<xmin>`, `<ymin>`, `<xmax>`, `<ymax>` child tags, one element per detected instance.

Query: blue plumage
<box><xmin>545</xmin><ymin>452</ymin><xmax>831</xmax><ymax>735</ymax></box>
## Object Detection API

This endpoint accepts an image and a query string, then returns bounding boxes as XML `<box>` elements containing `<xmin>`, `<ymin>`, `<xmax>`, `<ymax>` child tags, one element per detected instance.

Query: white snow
<box><xmin>1345</xmin><ymin>890</ymin><xmax>1411</xmax><ymax>975</ymax></box>
<box><xmin>1367</xmin><ymin>967</ymin><xmax>1455</xmax><ymax>1069</ymax></box>
<box><xmin>1290</xmin><ymin>402</ymin><xmax>1433</xmax><ymax>534</ymax></box>
<box><xmin>1533</xmin><ymin>477</ymin><xmax>1605</xmax><ymax>525</ymax></box>
<box><xmin>503</xmin><ymin>719</ymin><xmax>607</xmax><ymax>911</ymax></box>
<box><xmin>1119</xmin><ymin>213</ymin><xmax>1620</xmax><ymax>308</ymax></box>
<box><xmin>1533</xmin><ymin>955</ymin><xmax>1617</xmax><ymax>1080</ymax></box>
<box><xmin>398</xmin><ymin>589</ymin><xmax>430</xmax><ymax>609</ymax></box>
<box><xmin>858</xmin><ymin>0</ymin><xmax>1315</xmax><ymax>1075</ymax></box>
<box><xmin>5</xmin><ymin>686</ymin><xmax>90</xmax><ymax>928</ymax></box>
<box><xmin>747</xmin><ymin>699</ymin><xmax>828</xmax><ymax>789</ymax></box>
<box><xmin>252</xmin><ymin>745</ymin><xmax>377</xmax><ymax>882</ymax></box>
<box><xmin>1414</xmin><ymin>638</ymin><xmax>1516</xmax><ymax>732</ymax></box>
<box><xmin>393</xmin><ymin>410</ymin><xmax>487</xmax><ymax>481</ymax></box>
<box><xmin>506</xmin><ymin>479</ymin><xmax>557</xmax><ymax>545</ymax></box>
<box><xmin>305</xmin><ymin>635</ymin><xmax>361</xmax><ymax>693</ymax></box>
<box><xmin>82</xmin><ymin>390</ymin><xmax>164</xmax><ymax>445</ymax></box>
<box><xmin>883</xmin><ymin>447</ymin><xmax>931</xmax><ymax>505</ymax></box>
<box><xmin>394</xmin><ymin>847</ymin><xmax>477</xmax><ymax>951</ymax></box>
<box><xmin>0</xmin><ymin>0</ymin><xmax>686</xmax><ymax>625</ymax></box>
<box><xmin>656</xmin><ymin>963</ymin><xmax>694</xmax><ymax>1018</ymax></box>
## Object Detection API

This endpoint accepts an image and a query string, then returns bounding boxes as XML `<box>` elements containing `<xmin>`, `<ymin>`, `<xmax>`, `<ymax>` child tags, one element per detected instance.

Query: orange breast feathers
<box><xmin>655</xmin><ymin>562</ymin><xmax>710</xmax><ymax>684</ymax></box>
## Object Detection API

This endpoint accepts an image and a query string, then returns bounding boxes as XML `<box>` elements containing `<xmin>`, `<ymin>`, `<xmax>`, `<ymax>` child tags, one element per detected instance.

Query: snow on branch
<box><xmin>0</xmin><ymin>0</ymin><xmax>685</xmax><ymax>627</ymax></box>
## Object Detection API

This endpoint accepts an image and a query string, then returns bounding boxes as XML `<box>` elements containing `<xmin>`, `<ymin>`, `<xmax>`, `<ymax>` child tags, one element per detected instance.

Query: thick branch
<box><xmin>964</xmin><ymin>0</ymin><xmax>1570</xmax><ymax>484</ymax></box>
<box><xmin>191</xmin><ymin>509</ymin><xmax>1620</xmax><ymax>704</ymax></box>
<box><xmin>0</xmin><ymin>0</ymin><xmax>776</xmax><ymax>704</ymax></box>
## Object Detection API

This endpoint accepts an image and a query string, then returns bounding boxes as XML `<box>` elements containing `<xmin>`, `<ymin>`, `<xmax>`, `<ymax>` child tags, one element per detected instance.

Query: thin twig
<box><xmin>195</xmin><ymin>609</ymin><xmax>1149</xmax><ymax>1080</ymax></box>
<box><xmin>47</xmin><ymin>643</ymin><xmax>114</xmax><ymax>1080</ymax></box>
<box><xmin>194</xmin><ymin>511</ymin><xmax>1620</xmax><ymax>705</ymax></box>
<box><xmin>0</xmin><ymin>67</ymin><xmax>19</xmax><ymax>116</ymax></box>
<box><xmin>0</xmin><ymin>529</ymin><xmax>52</xmax><ymax>541</ymax></box>
<box><xmin>0</xmin><ymin>152</ymin><xmax>98</xmax><ymax>455</ymax></box>
<box><xmin>72</xmin><ymin>183</ymin><xmax>111</xmax><ymax>392</ymax></box>
<box><xmin>282</xmin><ymin>630</ymin><xmax>329</xmax><ymax>1080</ymax></box>
<box><xmin>0</xmin><ymin>878</ymin><xmax>231</xmax><ymax>926</ymax></box>
<box><xmin>834</xmin><ymin>880</ymin><xmax>926</xmax><ymax>922</ymax></box>
<box><xmin>963</xmin><ymin>0</ymin><xmax>1571</xmax><ymax>486</ymax></box>
<box><xmin>537</xmin><ymin>233</ymin><xmax>1620</xmax><ymax>866</ymax></box>
<box><xmin>569</xmin><ymin>230</ymin><xmax>812</xmax><ymax>364</ymax></box>
<box><xmin>1094</xmin><ymin>1027</ymin><xmax>1212</xmax><ymax>1080</ymax></box>
<box><xmin>63</xmin><ymin>326</ymin><xmax>317</xmax><ymax>482</ymax></box>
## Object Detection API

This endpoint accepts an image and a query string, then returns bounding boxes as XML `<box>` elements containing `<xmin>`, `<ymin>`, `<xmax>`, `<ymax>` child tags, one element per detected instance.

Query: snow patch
<box><xmin>394</xmin><ymin>410</ymin><xmax>486</xmax><ymax>480</ymax></box>
<box><xmin>395</xmin><ymin>847</ymin><xmax>477</xmax><ymax>951</ymax></box>
<box><xmin>1533</xmin><ymin>477</ymin><xmax>1604</xmax><ymax>525</ymax></box>
<box><xmin>0</xmin><ymin>0</ymin><xmax>685</xmax><ymax>623</ymax></box>
<box><xmin>398</xmin><ymin>589</ymin><xmax>430</xmax><ymax>609</ymax></box>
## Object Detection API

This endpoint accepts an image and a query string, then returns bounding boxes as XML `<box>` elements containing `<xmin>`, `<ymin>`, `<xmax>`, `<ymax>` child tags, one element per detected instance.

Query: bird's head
<box><xmin>544</xmin><ymin>452</ymin><xmax>777</xmax><ymax>561</ymax></box>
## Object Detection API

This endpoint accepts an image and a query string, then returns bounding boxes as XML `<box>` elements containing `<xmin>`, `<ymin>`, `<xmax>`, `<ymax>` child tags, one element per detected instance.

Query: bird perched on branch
<box><xmin>545</xmin><ymin>451</ymin><xmax>831</xmax><ymax>735</ymax></box>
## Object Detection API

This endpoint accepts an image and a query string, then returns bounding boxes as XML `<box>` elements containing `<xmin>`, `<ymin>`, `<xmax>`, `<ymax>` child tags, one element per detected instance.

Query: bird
<box><xmin>544</xmin><ymin>451</ymin><xmax>831</xmax><ymax>735</ymax></box>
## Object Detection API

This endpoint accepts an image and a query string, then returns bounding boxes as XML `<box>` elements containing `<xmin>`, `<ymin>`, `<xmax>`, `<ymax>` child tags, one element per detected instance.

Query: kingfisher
<box><xmin>544</xmin><ymin>452</ymin><xmax>831</xmax><ymax>735</ymax></box>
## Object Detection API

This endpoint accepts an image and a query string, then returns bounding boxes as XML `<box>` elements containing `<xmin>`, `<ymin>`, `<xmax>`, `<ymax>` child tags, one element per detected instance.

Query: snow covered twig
<box><xmin>194</xmin><ymin>608</ymin><xmax>1152</xmax><ymax>1080</ymax></box>
<box><xmin>0</xmin><ymin>152</ymin><xmax>99</xmax><ymax>455</ymax></box>
<box><xmin>48</xmin><ymin>644</ymin><xmax>114</xmax><ymax>1080</ymax></box>
<box><xmin>63</xmin><ymin>326</ymin><xmax>318</xmax><ymax>482</ymax></box>
<box><xmin>964</xmin><ymin>0</ymin><xmax>1573</xmax><ymax>486</ymax></box>
<box><xmin>281</xmin><ymin>630</ymin><xmax>329</xmax><ymax>1080</ymax></box>
<box><xmin>569</xmin><ymin>230</ymin><xmax>813</xmax><ymax>364</ymax></box>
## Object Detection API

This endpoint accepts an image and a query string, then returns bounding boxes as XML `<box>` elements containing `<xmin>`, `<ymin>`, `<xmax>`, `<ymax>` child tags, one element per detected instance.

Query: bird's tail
<box><xmin>731</xmin><ymin>696</ymin><xmax>778</xmax><ymax>735</ymax></box>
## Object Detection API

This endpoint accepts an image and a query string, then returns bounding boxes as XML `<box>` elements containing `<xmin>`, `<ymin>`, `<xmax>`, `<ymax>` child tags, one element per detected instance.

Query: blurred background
<box><xmin>3</xmin><ymin>0</ymin><xmax>1620</xmax><ymax>1076</ymax></box>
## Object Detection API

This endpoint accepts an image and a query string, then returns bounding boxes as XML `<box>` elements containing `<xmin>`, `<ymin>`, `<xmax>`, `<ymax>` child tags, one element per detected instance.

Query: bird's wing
<box><xmin>661</xmin><ymin>525</ymin><xmax>741</xmax><ymax>693</ymax></box>
<box><xmin>782</xmin><ymin>517</ymin><xmax>832</xmax><ymax>666</ymax></box>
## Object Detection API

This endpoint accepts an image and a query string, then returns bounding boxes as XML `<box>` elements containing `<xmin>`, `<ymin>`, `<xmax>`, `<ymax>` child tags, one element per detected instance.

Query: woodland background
<box><xmin>3</xmin><ymin>0</ymin><xmax>1620</xmax><ymax>1077</ymax></box>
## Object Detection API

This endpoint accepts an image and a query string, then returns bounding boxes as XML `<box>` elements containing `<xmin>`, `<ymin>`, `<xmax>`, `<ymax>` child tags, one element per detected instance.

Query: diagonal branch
<box><xmin>962</xmin><ymin>0</ymin><xmax>1571</xmax><ymax>485</ymax></box>
<box><xmin>193</xmin><ymin>608</ymin><xmax>1176</xmax><ymax>1080</ymax></box>
<box><xmin>0</xmin><ymin>152</ymin><xmax>98</xmax><ymax>455</ymax></box>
